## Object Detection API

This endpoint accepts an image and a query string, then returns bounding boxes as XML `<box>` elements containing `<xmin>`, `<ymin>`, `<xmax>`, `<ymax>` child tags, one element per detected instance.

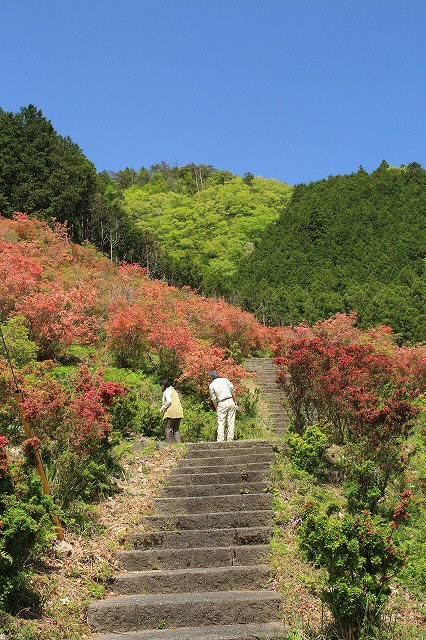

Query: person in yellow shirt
<box><xmin>160</xmin><ymin>378</ymin><xmax>184</xmax><ymax>443</ymax></box>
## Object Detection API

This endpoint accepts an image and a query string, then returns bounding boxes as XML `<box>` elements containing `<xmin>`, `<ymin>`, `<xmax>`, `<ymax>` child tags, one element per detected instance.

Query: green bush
<box><xmin>137</xmin><ymin>399</ymin><xmax>164</xmax><ymax>438</ymax></box>
<box><xmin>239</xmin><ymin>387</ymin><xmax>260</xmax><ymax>418</ymax></box>
<box><xmin>50</xmin><ymin>451</ymin><xmax>118</xmax><ymax>509</ymax></box>
<box><xmin>397</xmin><ymin>413</ymin><xmax>426</xmax><ymax>595</ymax></box>
<box><xmin>111</xmin><ymin>392</ymin><xmax>139</xmax><ymax>435</ymax></box>
<box><xmin>105</xmin><ymin>367</ymin><xmax>164</xmax><ymax>438</ymax></box>
<box><xmin>299</xmin><ymin>502</ymin><xmax>407</xmax><ymax>639</ymax></box>
<box><xmin>344</xmin><ymin>458</ymin><xmax>386</xmax><ymax>515</ymax></box>
<box><xmin>180</xmin><ymin>399</ymin><xmax>216</xmax><ymax>442</ymax></box>
<box><xmin>0</xmin><ymin>441</ymin><xmax>54</xmax><ymax>612</ymax></box>
<box><xmin>288</xmin><ymin>424</ymin><xmax>327</xmax><ymax>475</ymax></box>
<box><xmin>0</xmin><ymin>316</ymin><xmax>38</xmax><ymax>367</ymax></box>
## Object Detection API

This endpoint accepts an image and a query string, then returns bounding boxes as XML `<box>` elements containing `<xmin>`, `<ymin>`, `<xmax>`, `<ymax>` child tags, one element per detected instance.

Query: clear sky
<box><xmin>1</xmin><ymin>1</ymin><xmax>425</xmax><ymax>184</ymax></box>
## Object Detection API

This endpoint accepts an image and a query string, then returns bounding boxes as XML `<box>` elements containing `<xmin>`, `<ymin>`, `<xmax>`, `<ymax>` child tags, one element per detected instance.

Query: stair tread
<box><xmin>92</xmin><ymin>622</ymin><xmax>288</xmax><ymax>640</ymax></box>
<box><xmin>136</xmin><ymin>525</ymin><xmax>272</xmax><ymax>536</ymax></box>
<box><xmin>119</xmin><ymin>545</ymin><xmax>270</xmax><ymax>571</ymax></box>
<box><xmin>144</xmin><ymin>509</ymin><xmax>274</xmax><ymax>530</ymax></box>
<box><xmin>116</xmin><ymin>564</ymin><xmax>269</xmax><ymax>578</ymax></box>
<box><xmin>162</xmin><ymin>482</ymin><xmax>270</xmax><ymax>494</ymax></box>
<box><xmin>121</xmin><ymin>543</ymin><xmax>271</xmax><ymax>555</ymax></box>
<box><xmin>90</xmin><ymin>589</ymin><xmax>280</xmax><ymax>607</ymax></box>
<box><xmin>131</xmin><ymin>526</ymin><xmax>272</xmax><ymax>549</ymax></box>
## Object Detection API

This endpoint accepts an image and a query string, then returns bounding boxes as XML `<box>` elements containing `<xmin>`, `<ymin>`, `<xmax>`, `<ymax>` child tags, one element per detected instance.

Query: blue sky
<box><xmin>1</xmin><ymin>1</ymin><xmax>425</xmax><ymax>184</ymax></box>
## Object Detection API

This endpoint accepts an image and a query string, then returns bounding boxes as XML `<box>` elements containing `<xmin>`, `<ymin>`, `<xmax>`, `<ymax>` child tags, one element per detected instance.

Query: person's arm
<box><xmin>161</xmin><ymin>388</ymin><xmax>172</xmax><ymax>413</ymax></box>
<box><xmin>229</xmin><ymin>380</ymin><xmax>237</xmax><ymax>407</ymax></box>
<box><xmin>209</xmin><ymin>383</ymin><xmax>218</xmax><ymax>410</ymax></box>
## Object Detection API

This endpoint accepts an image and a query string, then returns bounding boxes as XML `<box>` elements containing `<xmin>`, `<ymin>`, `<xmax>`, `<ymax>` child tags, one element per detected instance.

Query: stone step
<box><xmin>161</xmin><ymin>482</ymin><xmax>270</xmax><ymax>498</ymax></box>
<box><xmin>177</xmin><ymin>453</ymin><xmax>274</xmax><ymax>468</ymax></box>
<box><xmin>169</xmin><ymin>470</ymin><xmax>270</xmax><ymax>485</ymax></box>
<box><xmin>185</xmin><ymin>446</ymin><xmax>274</xmax><ymax>460</ymax></box>
<box><xmin>186</xmin><ymin>441</ymin><xmax>272</xmax><ymax>451</ymax></box>
<box><xmin>113</xmin><ymin>564</ymin><xmax>270</xmax><ymax>595</ymax></box>
<box><xmin>87</xmin><ymin>589</ymin><xmax>282</xmax><ymax>633</ymax></box>
<box><xmin>144</xmin><ymin>509</ymin><xmax>274</xmax><ymax>531</ymax></box>
<box><xmin>92</xmin><ymin>622</ymin><xmax>288</xmax><ymax>640</ymax></box>
<box><xmin>171</xmin><ymin>462</ymin><xmax>272</xmax><ymax>476</ymax></box>
<box><xmin>130</xmin><ymin>526</ymin><xmax>273</xmax><ymax>550</ymax></box>
<box><xmin>119</xmin><ymin>544</ymin><xmax>270</xmax><ymax>571</ymax></box>
<box><xmin>153</xmin><ymin>493</ymin><xmax>273</xmax><ymax>515</ymax></box>
<box><xmin>250</xmin><ymin>371</ymin><xmax>278</xmax><ymax>376</ymax></box>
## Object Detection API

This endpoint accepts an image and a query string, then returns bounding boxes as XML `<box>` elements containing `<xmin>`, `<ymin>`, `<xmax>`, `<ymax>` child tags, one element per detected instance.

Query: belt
<box><xmin>218</xmin><ymin>397</ymin><xmax>232</xmax><ymax>403</ymax></box>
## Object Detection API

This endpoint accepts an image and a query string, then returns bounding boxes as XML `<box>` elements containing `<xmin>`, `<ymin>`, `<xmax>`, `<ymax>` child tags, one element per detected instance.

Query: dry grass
<box><xmin>270</xmin><ymin>459</ymin><xmax>329</xmax><ymax>630</ymax></box>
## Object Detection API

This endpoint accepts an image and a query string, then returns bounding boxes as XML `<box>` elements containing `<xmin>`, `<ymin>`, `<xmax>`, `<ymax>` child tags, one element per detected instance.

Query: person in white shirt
<box><xmin>208</xmin><ymin>370</ymin><xmax>238</xmax><ymax>442</ymax></box>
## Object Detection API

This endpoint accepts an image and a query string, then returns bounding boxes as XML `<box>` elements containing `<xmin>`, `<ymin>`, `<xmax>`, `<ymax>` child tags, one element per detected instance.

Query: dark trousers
<box><xmin>164</xmin><ymin>417</ymin><xmax>182</xmax><ymax>443</ymax></box>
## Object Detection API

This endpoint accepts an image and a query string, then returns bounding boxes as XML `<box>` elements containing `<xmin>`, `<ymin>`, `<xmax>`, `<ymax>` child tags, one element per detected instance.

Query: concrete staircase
<box><xmin>88</xmin><ymin>440</ymin><xmax>286</xmax><ymax>639</ymax></box>
<box><xmin>245</xmin><ymin>358</ymin><xmax>288</xmax><ymax>437</ymax></box>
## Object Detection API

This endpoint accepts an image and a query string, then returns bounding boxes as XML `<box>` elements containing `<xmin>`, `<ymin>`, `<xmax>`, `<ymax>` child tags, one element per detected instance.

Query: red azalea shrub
<box><xmin>0</xmin><ymin>214</ymin><xmax>258</xmax><ymax>395</ymax></box>
<box><xmin>0</xmin><ymin>241</ymin><xmax>42</xmax><ymax>315</ymax></box>
<box><xmin>0</xmin><ymin>435</ymin><xmax>8</xmax><ymax>474</ymax></box>
<box><xmin>21</xmin><ymin>436</ymin><xmax>41</xmax><ymax>464</ymax></box>
<box><xmin>268</xmin><ymin>318</ymin><xmax>424</xmax><ymax>637</ymax></box>
<box><xmin>107</xmin><ymin>300</ymin><xmax>248</xmax><ymax>396</ymax></box>
<box><xmin>180</xmin><ymin>345</ymin><xmax>248</xmax><ymax>396</ymax></box>
<box><xmin>18</xmin><ymin>365</ymin><xmax>127</xmax><ymax>507</ymax></box>
<box><xmin>274</xmin><ymin>314</ymin><xmax>422</xmax><ymax>449</ymax></box>
<box><xmin>22</xmin><ymin>365</ymin><xmax>126</xmax><ymax>454</ymax></box>
<box><xmin>392</xmin><ymin>489</ymin><xmax>412</xmax><ymax>529</ymax></box>
<box><xmin>184</xmin><ymin>296</ymin><xmax>266</xmax><ymax>362</ymax></box>
<box><xmin>107</xmin><ymin>303</ymin><xmax>151</xmax><ymax>368</ymax></box>
<box><xmin>18</xmin><ymin>287</ymin><xmax>103</xmax><ymax>359</ymax></box>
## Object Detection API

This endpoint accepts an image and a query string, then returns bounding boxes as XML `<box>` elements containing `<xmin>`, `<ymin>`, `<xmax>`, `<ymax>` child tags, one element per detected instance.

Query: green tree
<box><xmin>237</xmin><ymin>163</ymin><xmax>426</xmax><ymax>341</ymax></box>
<box><xmin>123</xmin><ymin>175</ymin><xmax>292</xmax><ymax>293</ymax></box>
<box><xmin>0</xmin><ymin>105</ymin><xmax>97</xmax><ymax>238</ymax></box>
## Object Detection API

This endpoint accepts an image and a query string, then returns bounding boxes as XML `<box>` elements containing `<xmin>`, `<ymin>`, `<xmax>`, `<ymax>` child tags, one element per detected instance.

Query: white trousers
<box><xmin>216</xmin><ymin>398</ymin><xmax>237</xmax><ymax>442</ymax></box>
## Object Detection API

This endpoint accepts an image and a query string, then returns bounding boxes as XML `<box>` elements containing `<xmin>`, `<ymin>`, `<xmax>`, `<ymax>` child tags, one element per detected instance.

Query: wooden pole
<box><xmin>13</xmin><ymin>391</ymin><xmax>65</xmax><ymax>541</ymax></box>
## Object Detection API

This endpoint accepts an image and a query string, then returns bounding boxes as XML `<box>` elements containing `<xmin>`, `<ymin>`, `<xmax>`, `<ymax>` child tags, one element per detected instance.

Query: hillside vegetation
<box><xmin>236</xmin><ymin>162</ymin><xmax>426</xmax><ymax>342</ymax></box>
<box><xmin>0</xmin><ymin>216</ymin><xmax>425</xmax><ymax>639</ymax></box>
<box><xmin>123</xmin><ymin>175</ymin><xmax>291</xmax><ymax>293</ymax></box>
<box><xmin>0</xmin><ymin>213</ymin><xmax>271</xmax><ymax>620</ymax></box>
<box><xmin>1</xmin><ymin>106</ymin><xmax>424</xmax><ymax>343</ymax></box>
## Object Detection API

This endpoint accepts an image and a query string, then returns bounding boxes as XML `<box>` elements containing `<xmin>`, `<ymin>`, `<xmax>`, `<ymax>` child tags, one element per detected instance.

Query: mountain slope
<box><xmin>236</xmin><ymin>163</ymin><xmax>425</xmax><ymax>341</ymax></box>
<box><xmin>123</xmin><ymin>176</ymin><xmax>292</xmax><ymax>293</ymax></box>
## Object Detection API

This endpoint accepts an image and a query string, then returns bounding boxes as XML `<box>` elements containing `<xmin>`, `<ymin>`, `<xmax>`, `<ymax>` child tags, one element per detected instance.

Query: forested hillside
<box><xmin>0</xmin><ymin>106</ymin><xmax>291</xmax><ymax>296</ymax></box>
<box><xmin>236</xmin><ymin>163</ymin><xmax>426</xmax><ymax>342</ymax></box>
<box><xmin>122</xmin><ymin>175</ymin><xmax>291</xmax><ymax>293</ymax></box>
<box><xmin>1</xmin><ymin>106</ymin><xmax>424</xmax><ymax>341</ymax></box>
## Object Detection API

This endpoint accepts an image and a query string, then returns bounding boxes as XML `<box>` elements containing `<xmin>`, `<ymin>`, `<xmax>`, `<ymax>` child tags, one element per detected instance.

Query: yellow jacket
<box><xmin>162</xmin><ymin>386</ymin><xmax>184</xmax><ymax>420</ymax></box>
